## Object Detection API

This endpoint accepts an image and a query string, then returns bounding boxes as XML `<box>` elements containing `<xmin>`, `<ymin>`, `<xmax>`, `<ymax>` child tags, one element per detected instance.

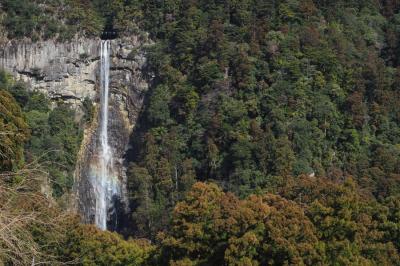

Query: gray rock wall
<box><xmin>0</xmin><ymin>39</ymin><xmax>99</xmax><ymax>104</ymax></box>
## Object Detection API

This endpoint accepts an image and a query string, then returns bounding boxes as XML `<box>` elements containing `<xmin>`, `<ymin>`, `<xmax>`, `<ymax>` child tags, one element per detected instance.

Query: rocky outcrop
<box><xmin>0</xmin><ymin>39</ymin><xmax>99</xmax><ymax>104</ymax></box>
<box><xmin>0</xmin><ymin>36</ymin><xmax>151</xmax><ymax>228</ymax></box>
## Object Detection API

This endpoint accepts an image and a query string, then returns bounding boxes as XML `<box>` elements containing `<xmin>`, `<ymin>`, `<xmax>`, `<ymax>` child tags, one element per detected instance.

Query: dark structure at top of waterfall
<box><xmin>101</xmin><ymin>16</ymin><xmax>118</xmax><ymax>40</ymax></box>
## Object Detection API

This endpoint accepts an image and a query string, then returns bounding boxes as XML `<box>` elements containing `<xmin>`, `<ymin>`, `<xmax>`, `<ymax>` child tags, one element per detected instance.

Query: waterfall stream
<box><xmin>91</xmin><ymin>40</ymin><xmax>120</xmax><ymax>230</ymax></box>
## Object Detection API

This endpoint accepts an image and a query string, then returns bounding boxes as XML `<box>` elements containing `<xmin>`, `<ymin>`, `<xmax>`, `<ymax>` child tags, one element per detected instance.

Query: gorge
<box><xmin>0</xmin><ymin>36</ymin><xmax>150</xmax><ymax>230</ymax></box>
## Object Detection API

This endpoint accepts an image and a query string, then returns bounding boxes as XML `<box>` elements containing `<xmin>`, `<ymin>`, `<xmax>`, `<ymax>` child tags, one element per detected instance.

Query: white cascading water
<box><xmin>92</xmin><ymin>40</ymin><xmax>120</xmax><ymax>230</ymax></box>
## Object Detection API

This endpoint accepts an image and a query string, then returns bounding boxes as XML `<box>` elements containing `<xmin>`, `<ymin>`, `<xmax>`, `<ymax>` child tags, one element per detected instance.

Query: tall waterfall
<box><xmin>91</xmin><ymin>40</ymin><xmax>120</xmax><ymax>230</ymax></box>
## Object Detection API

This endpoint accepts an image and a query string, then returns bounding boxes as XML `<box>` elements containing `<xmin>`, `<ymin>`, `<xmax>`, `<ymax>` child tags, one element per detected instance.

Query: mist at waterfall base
<box><xmin>88</xmin><ymin>40</ymin><xmax>121</xmax><ymax>230</ymax></box>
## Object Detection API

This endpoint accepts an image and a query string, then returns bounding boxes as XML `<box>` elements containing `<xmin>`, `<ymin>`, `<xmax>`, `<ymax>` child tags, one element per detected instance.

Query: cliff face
<box><xmin>0</xmin><ymin>39</ymin><xmax>99</xmax><ymax>105</ymax></box>
<box><xmin>0</xmin><ymin>37</ymin><xmax>150</xmax><ymax>228</ymax></box>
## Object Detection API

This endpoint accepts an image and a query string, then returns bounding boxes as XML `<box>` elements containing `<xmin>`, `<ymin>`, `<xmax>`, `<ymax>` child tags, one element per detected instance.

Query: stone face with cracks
<box><xmin>0</xmin><ymin>39</ymin><xmax>99</xmax><ymax>104</ymax></box>
<box><xmin>0</xmin><ymin>36</ymin><xmax>150</xmax><ymax>228</ymax></box>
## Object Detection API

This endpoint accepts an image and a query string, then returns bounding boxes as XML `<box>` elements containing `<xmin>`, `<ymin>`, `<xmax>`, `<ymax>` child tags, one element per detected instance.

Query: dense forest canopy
<box><xmin>127</xmin><ymin>0</ymin><xmax>400</xmax><ymax>239</ymax></box>
<box><xmin>1</xmin><ymin>0</ymin><xmax>400</xmax><ymax>265</ymax></box>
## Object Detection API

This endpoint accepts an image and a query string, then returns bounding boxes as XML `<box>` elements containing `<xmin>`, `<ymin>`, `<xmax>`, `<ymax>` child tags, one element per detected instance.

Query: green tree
<box><xmin>159</xmin><ymin>182</ymin><xmax>323</xmax><ymax>265</ymax></box>
<box><xmin>0</xmin><ymin>90</ymin><xmax>29</xmax><ymax>171</ymax></box>
<box><xmin>62</xmin><ymin>224</ymin><xmax>154</xmax><ymax>266</ymax></box>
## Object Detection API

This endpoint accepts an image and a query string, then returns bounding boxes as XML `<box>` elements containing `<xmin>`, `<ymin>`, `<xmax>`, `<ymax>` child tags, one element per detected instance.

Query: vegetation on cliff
<box><xmin>0</xmin><ymin>0</ymin><xmax>142</xmax><ymax>41</ymax></box>
<box><xmin>0</xmin><ymin>70</ymin><xmax>82</xmax><ymax>198</ymax></box>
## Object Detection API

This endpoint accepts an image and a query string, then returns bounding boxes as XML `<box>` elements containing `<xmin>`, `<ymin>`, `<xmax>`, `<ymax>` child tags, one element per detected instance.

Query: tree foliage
<box><xmin>0</xmin><ymin>90</ymin><xmax>29</xmax><ymax>171</ymax></box>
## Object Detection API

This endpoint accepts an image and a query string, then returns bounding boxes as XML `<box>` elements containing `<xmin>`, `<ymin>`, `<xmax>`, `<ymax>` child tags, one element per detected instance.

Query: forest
<box><xmin>1</xmin><ymin>0</ymin><xmax>400</xmax><ymax>265</ymax></box>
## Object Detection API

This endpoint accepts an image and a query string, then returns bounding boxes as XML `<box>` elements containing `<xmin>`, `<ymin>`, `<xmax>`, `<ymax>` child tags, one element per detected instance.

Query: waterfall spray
<box><xmin>91</xmin><ymin>40</ymin><xmax>120</xmax><ymax>230</ymax></box>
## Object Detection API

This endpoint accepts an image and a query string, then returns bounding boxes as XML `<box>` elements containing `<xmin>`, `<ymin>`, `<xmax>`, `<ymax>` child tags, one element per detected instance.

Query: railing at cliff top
<box><xmin>101</xmin><ymin>30</ymin><xmax>118</xmax><ymax>40</ymax></box>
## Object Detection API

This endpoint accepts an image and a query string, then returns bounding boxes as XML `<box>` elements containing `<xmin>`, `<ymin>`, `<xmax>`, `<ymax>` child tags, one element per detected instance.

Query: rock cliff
<box><xmin>0</xmin><ymin>37</ymin><xmax>150</xmax><ymax>228</ymax></box>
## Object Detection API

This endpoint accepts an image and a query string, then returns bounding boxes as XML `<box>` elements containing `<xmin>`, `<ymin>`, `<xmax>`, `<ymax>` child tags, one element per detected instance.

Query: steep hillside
<box><xmin>1</xmin><ymin>0</ymin><xmax>400</xmax><ymax>265</ymax></box>
<box><xmin>124</xmin><ymin>0</ymin><xmax>400</xmax><ymax>239</ymax></box>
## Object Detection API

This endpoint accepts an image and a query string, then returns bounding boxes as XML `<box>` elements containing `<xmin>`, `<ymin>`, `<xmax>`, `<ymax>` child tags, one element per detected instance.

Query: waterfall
<box><xmin>91</xmin><ymin>40</ymin><xmax>120</xmax><ymax>230</ymax></box>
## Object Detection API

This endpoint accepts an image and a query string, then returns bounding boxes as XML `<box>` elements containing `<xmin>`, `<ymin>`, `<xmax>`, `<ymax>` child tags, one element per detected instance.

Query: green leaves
<box><xmin>0</xmin><ymin>0</ymin><xmax>111</xmax><ymax>41</ymax></box>
<box><xmin>0</xmin><ymin>90</ymin><xmax>29</xmax><ymax>171</ymax></box>
<box><xmin>147</xmin><ymin>85</ymin><xmax>173</xmax><ymax>126</ymax></box>
<box><xmin>2</xmin><ymin>79</ymin><xmax>83</xmax><ymax>197</ymax></box>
